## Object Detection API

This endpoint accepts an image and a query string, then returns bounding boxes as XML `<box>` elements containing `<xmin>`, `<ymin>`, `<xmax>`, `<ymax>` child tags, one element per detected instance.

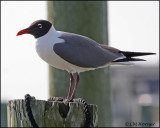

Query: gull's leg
<box><xmin>68</xmin><ymin>72</ymin><xmax>80</xmax><ymax>101</ymax></box>
<box><xmin>67</xmin><ymin>73</ymin><xmax>74</xmax><ymax>99</ymax></box>
<box><xmin>49</xmin><ymin>73</ymin><xmax>74</xmax><ymax>102</ymax></box>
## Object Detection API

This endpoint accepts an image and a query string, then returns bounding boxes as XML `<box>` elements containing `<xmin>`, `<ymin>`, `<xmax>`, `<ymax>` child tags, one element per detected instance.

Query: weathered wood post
<box><xmin>48</xmin><ymin>1</ymin><xmax>111</xmax><ymax>127</ymax></box>
<box><xmin>7</xmin><ymin>99</ymin><xmax>98</xmax><ymax>127</ymax></box>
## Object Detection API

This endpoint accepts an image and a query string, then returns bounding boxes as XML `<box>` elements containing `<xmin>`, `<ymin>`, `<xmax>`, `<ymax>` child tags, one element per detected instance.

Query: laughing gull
<box><xmin>17</xmin><ymin>20</ymin><xmax>155</xmax><ymax>101</ymax></box>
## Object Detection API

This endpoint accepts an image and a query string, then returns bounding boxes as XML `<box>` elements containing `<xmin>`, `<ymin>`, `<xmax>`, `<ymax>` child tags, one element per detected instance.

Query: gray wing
<box><xmin>53</xmin><ymin>32</ymin><xmax>123</xmax><ymax>68</ymax></box>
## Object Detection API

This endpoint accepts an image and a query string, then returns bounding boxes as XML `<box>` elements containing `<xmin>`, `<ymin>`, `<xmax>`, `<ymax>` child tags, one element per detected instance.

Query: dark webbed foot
<box><xmin>48</xmin><ymin>97</ymin><xmax>65</xmax><ymax>101</ymax></box>
<box><xmin>48</xmin><ymin>97</ymin><xmax>75</xmax><ymax>102</ymax></box>
<box><xmin>64</xmin><ymin>97</ymin><xmax>74</xmax><ymax>102</ymax></box>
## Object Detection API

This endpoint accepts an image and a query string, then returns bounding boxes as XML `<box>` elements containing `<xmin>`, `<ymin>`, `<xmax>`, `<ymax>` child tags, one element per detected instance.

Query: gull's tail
<box><xmin>113</xmin><ymin>51</ymin><xmax>156</xmax><ymax>62</ymax></box>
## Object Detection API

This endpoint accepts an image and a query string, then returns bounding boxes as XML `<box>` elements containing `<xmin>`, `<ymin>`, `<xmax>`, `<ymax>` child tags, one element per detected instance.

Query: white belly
<box><xmin>35</xmin><ymin>32</ymin><xmax>94</xmax><ymax>73</ymax></box>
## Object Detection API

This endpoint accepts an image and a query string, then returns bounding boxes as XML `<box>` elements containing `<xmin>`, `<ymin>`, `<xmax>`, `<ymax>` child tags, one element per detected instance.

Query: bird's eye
<box><xmin>37</xmin><ymin>24</ymin><xmax>42</xmax><ymax>28</ymax></box>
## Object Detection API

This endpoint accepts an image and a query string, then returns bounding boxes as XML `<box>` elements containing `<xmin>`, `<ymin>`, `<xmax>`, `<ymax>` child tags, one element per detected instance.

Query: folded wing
<box><xmin>53</xmin><ymin>32</ymin><xmax>123</xmax><ymax>68</ymax></box>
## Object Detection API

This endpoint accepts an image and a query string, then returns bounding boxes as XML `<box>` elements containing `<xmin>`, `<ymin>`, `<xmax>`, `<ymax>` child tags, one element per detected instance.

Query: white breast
<box><xmin>35</xmin><ymin>26</ymin><xmax>94</xmax><ymax>73</ymax></box>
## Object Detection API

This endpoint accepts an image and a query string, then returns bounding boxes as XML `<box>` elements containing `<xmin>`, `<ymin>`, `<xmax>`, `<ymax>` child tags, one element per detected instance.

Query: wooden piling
<box><xmin>7</xmin><ymin>99</ymin><xmax>98</xmax><ymax>127</ymax></box>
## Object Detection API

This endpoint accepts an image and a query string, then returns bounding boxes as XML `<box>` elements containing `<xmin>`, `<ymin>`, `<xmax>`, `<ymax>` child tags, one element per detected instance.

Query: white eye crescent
<box><xmin>37</xmin><ymin>24</ymin><xmax>42</xmax><ymax>28</ymax></box>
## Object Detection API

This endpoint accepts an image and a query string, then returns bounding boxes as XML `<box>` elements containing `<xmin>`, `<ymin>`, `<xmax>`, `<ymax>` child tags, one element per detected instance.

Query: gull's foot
<box><xmin>48</xmin><ymin>97</ymin><xmax>75</xmax><ymax>102</ymax></box>
<box><xmin>48</xmin><ymin>97</ymin><xmax>65</xmax><ymax>101</ymax></box>
<box><xmin>64</xmin><ymin>97</ymin><xmax>74</xmax><ymax>102</ymax></box>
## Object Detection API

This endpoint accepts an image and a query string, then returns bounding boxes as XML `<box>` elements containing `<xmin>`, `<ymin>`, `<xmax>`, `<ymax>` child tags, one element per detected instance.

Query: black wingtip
<box><xmin>120</xmin><ymin>51</ymin><xmax>156</xmax><ymax>58</ymax></box>
<box><xmin>113</xmin><ymin>57</ymin><xmax>147</xmax><ymax>62</ymax></box>
<box><xmin>113</xmin><ymin>51</ymin><xmax>156</xmax><ymax>63</ymax></box>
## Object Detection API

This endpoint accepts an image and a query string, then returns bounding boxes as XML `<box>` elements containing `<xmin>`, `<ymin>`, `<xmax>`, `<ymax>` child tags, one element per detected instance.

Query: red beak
<box><xmin>16</xmin><ymin>28</ymin><xmax>32</xmax><ymax>36</ymax></box>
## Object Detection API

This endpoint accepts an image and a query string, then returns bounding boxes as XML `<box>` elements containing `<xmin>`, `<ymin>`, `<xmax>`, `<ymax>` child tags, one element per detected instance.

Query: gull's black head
<box><xmin>17</xmin><ymin>20</ymin><xmax>52</xmax><ymax>38</ymax></box>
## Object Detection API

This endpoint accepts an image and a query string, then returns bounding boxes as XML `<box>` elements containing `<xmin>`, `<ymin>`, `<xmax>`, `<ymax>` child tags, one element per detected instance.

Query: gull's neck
<box><xmin>37</xmin><ymin>25</ymin><xmax>62</xmax><ymax>40</ymax></box>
